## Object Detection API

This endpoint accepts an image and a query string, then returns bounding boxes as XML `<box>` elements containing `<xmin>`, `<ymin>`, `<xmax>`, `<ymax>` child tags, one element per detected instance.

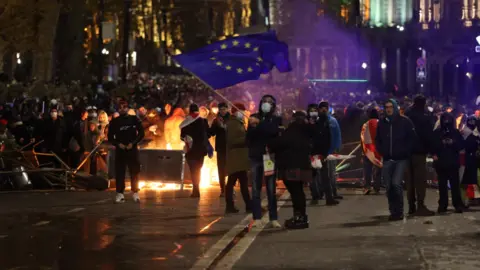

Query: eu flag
<box><xmin>172</xmin><ymin>31</ymin><xmax>292</xmax><ymax>89</ymax></box>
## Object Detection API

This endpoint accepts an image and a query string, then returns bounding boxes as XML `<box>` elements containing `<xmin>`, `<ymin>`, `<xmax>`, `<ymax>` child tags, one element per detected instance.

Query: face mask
<box><xmin>261</xmin><ymin>103</ymin><xmax>272</xmax><ymax>113</ymax></box>
<box><xmin>50</xmin><ymin>112</ymin><xmax>58</xmax><ymax>118</ymax></box>
<box><xmin>235</xmin><ymin>111</ymin><xmax>244</xmax><ymax>120</ymax></box>
<box><xmin>309</xmin><ymin>112</ymin><xmax>318</xmax><ymax>118</ymax></box>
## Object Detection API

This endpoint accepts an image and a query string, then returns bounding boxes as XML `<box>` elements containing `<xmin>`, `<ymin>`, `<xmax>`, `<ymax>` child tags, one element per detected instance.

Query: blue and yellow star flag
<box><xmin>172</xmin><ymin>31</ymin><xmax>292</xmax><ymax>89</ymax></box>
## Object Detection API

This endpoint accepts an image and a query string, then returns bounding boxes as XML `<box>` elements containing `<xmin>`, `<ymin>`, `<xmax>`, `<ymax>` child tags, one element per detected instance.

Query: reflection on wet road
<box><xmin>0</xmin><ymin>189</ymin><xmax>249</xmax><ymax>269</ymax></box>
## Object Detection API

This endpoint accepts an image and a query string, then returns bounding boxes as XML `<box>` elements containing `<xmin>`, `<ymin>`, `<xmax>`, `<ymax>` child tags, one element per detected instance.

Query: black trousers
<box><xmin>217</xmin><ymin>151</ymin><xmax>227</xmax><ymax>192</ymax></box>
<box><xmin>436</xmin><ymin>166</ymin><xmax>462</xmax><ymax>209</ymax></box>
<box><xmin>406</xmin><ymin>154</ymin><xmax>428</xmax><ymax>206</ymax></box>
<box><xmin>187</xmin><ymin>158</ymin><xmax>204</xmax><ymax>195</ymax></box>
<box><xmin>284</xmin><ymin>180</ymin><xmax>306</xmax><ymax>216</ymax></box>
<box><xmin>225</xmin><ymin>171</ymin><xmax>251</xmax><ymax>209</ymax></box>
<box><xmin>115</xmin><ymin>148</ymin><xmax>140</xmax><ymax>194</ymax></box>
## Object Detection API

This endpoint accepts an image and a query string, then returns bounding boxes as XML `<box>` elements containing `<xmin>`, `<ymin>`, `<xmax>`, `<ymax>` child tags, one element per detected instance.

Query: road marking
<box><xmin>34</xmin><ymin>220</ymin><xmax>51</xmax><ymax>226</ymax></box>
<box><xmin>190</xmin><ymin>191</ymin><xmax>290</xmax><ymax>270</ymax></box>
<box><xmin>66</xmin><ymin>207</ymin><xmax>85</xmax><ymax>213</ymax></box>
<box><xmin>94</xmin><ymin>199</ymin><xmax>111</xmax><ymax>204</ymax></box>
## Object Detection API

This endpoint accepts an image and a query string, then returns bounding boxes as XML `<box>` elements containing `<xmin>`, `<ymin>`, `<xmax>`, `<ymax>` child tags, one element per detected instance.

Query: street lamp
<box><xmin>361</xmin><ymin>62</ymin><xmax>368</xmax><ymax>69</ymax></box>
<box><xmin>381</xmin><ymin>62</ymin><xmax>387</xmax><ymax>69</ymax></box>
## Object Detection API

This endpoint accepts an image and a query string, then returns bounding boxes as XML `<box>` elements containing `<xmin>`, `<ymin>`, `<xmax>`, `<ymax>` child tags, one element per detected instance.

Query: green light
<box><xmin>308</xmin><ymin>79</ymin><xmax>368</xmax><ymax>83</ymax></box>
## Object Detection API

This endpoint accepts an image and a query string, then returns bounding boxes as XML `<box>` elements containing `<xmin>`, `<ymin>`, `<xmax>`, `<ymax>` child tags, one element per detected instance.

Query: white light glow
<box><xmin>362</xmin><ymin>62</ymin><xmax>368</xmax><ymax>69</ymax></box>
<box><xmin>466</xmin><ymin>72</ymin><xmax>473</xmax><ymax>79</ymax></box>
<box><xmin>398</xmin><ymin>26</ymin><xmax>404</xmax><ymax>31</ymax></box>
<box><xmin>476</xmin><ymin>36</ymin><xmax>480</xmax><ymax>45</ymax></box>
<box><xmin>101</xmin><ymin>48</ymin><xmax>109</xmax><ymax>55</ymax></box>
<box><xmin>367</xmin><ymin>90</ymin><xmax>371</xmax><ymax>95</ymax></box>
<box><xmin>17</xmin><ymin>59</ymin><xmax>21</xmax><ymax>65</ymax></box>
<box><xmin>16</xmin><ymin>53</ymin><xmax>20</xmax><ymax>59</ymax></box>
<box><xmin>381</xmin><ymin>63</ymin><xmax>387</xmax><ymax>69</ymax></box>
<box><xmin>456</xmin><ymin>64</ymin><xmax>459</xmax><ymax>68</ymax></box>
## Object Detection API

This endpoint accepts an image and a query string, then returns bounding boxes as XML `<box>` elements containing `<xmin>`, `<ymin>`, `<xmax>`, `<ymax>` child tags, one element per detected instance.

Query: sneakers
<box><xmin>132</xmin><ymin>192</ymin><xmax>140</xmax><ymax>203</ymax></box>
<box><xmin>265</xmin><ymin>220</ymin><xmax>282</xmax><ymax>229</ymax></box>
<box><xmin>115</xmin><ymin>193</ymin><xmax>125</xmax><ymax>203</ymax></box>
<box><xmin>284</xmin><ymin>215</ymin><xmax>309</xmax><ymax>230</ymax></box>
<box><xmin>251</xmin><ymin>220</ymin><xmax>263</xmax><ymax>228</ymax></box>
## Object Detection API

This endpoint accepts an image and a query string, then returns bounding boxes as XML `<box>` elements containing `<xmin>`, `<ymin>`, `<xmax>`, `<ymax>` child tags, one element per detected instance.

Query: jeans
<box><xmin>284</xmin><ymin>180</ymin><xmax>306</xmax><ymax>216</ymax></box>
<box><xmin>225</xmin><ymin>170</ymin><xmax>251</xmax><ymax>209</ymax></box>
<box><xmin>251</xmin><ymin>160</ymin><xmax>278</xmax><ymax>221</ymax></box>
<box><xmin>363</xmin><ymin>156</ymin><xmax>381</xmax><ymax>191</ymax></box>
<box><xmin>382</xmin><ymin>160</ymin><xmax>408</xmax><ymax>216</ymax></box>
<box><xmin>310</xmin><ymin>164</ymin><xmax>334</xmax><ymax>201</ymax></box>
<box><xmin>328</xmin><ymin>160</ymin><xmax>338</xmax><ymax>196</ymax></box>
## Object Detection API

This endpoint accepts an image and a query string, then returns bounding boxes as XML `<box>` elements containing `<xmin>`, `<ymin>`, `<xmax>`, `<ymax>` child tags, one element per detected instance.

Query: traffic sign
<box><xmin>416</xmin><ymin>57</ymin><xmax>426</xmax><ymax>67</ymax></box>
<box><xmin>416</xmin><ymin>67</ymin><xmax>427</xmax><ymax>81</ymax></box>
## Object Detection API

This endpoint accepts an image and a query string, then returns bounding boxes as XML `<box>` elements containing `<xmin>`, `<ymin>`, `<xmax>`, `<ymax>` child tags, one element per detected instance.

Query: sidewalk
<box><xmin>232</xmin><ymin>190</ymin><xmax>480</xmax><ymax>269</ymax></box>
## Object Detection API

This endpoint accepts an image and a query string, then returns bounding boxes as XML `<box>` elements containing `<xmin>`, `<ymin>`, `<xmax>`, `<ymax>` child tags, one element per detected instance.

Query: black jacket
<box><xmin>208</xmin><ymin>114</ymin><xmax>230</xmax><ymax>154</ymax></box>
<box><xmin>108</xmin><ymin>115</ymin><xmax>145</xmax><ymax>147</ymax></box>
<box><xmin>181</xmin><ymin>117</ymin><xmax>210</xmax><ymax>160</ymax></box>
<box><xmin>268</xmin><ymin>121</ymin><xmax>313</xmax><ymax>170</ymax></box>
<box><xmin>431</xmin><ymin>127</ymin><xmax>464</xmax><ymax>169</ymax></box>
<box><xmin>310</xmin><ymin>116</ymin><xmax>331</xmax><ymax>158</ymax></box>
<box><xmin>43</xmin><ymin>117</ymin><xmax>66</xmax><ymax>153</ymax></box>
<box><xmin>405</xmin><ymin>107</ymin><xmax>434</xmax><ymax>155</ymax></box>
<box><xmin>246</xmin><ymin>113</ymin><xmax>283</xmax><ymax>162</ymax></box>
<box><xmin>375</xmin><ymin>115</ymin><xmax>416</xmax><ymax>161</ymax></box>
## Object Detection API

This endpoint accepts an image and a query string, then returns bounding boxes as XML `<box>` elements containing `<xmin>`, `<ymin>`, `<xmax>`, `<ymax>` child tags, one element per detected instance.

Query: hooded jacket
<box><xmin>375</xmin><ymin>99</ymin><xmax>416</xmax><ymax>161</ymax></box>
<box><xmin>431</xmin><ymin>113</ymin><xmax>465</xmax><ymax>169</ymax></box>
<box><xmin>246</xmin><ymin>95</ymin><xmax>283</xmax><ymax>162</ymax></box>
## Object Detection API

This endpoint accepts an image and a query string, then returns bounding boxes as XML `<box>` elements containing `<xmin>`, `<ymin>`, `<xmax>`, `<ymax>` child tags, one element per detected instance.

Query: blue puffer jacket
<box><xmin>375</xmin><ymin>99</ymin><xmax>416</xmax><ymax>161</ymax></box>
<box><xmin>328</xmin><ymin>115</ymin><xmax>342</xmax><ymax>154</ymax></box>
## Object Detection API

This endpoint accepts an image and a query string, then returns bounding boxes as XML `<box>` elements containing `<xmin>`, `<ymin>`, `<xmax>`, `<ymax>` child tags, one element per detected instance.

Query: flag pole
<box><xmin>169</xmin><ymin>52</ymin><xmax>242</xmax><ymax>113</ymax></box>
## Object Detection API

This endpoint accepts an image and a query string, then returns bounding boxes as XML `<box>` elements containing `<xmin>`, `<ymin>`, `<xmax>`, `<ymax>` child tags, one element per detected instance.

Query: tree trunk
<box><xmin>32</xmin><ymin>0</ymin><xmax>61</xmax><ymax>82</ymax></box>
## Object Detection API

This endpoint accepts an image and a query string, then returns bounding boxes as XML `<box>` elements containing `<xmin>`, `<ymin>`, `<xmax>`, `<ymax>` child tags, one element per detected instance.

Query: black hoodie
<box><xmin>405</xmin><ymin>95</ymin><xmax>434</xmax><ymax>155</ymax></box>
<box><xmin>431</xmin><ymin>113</ymin><xmax>464</xmax><ymax>168</ymax></box>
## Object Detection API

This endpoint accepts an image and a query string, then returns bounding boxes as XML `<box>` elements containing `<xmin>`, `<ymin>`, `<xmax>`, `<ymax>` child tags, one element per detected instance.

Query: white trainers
<box><xmin>251</xmin><ymin>220</ymin><xmax>263</xmax><ymax>228</ymax></box>
<box><xmin>266</xmin><ymin>220</ymin><xmax>282</xmax><ymax>229</ymax></box>
<box><xmin>132</xmin><ymin>192</ymin><xmax>140</xmax><ymax>203</ymax></box>
<box><xmin>115</xmin><ymin>193</ymin><xmax>125</xmax><ymax>203</ymax></box>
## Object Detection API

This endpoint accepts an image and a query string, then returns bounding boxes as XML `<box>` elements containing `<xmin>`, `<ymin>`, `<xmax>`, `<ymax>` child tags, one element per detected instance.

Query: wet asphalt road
<box><xmin>0</xmin><ymin>188</ymin><xmax>249</xmax><ymax>270</ymax></box>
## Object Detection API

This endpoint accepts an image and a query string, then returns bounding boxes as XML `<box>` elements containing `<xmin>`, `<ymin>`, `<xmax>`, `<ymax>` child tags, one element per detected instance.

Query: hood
<box><xmin>413</xmin><ymin>95</ymin><xmax>426</xmax><ymax>110</ymax></box>
<box><xmin>440</xmin><ymin>112</ymin><xmax>455</xmax><ymax>131</ymax></box>
<box><xmin>258</xmin><ymin>94</ymin><xmax>277</xmax><ymax>116</ymax></box>
<box><xmin>385</xmin><ymin>99</ymin><xmax>400</xmax><ymax>120</ymax></box>
<box><xmin>172</xmin><ymin>108</ymin><xmax>185</xmax><ymax>117</ymax></box>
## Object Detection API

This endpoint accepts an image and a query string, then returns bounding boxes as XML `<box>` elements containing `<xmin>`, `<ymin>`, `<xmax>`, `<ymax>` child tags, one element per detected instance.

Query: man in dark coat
<box><xmin>208</xmin><ymin>102</ymin><xmax>230</xmax><ymax>196</ymax></box>
<box><xmin>43</xmin><ymin>108</ymin><xmax>67</xmax><ymax>167</ymax></box>
<box><xmin>375</xmin><ymin>99</ymin><xmax>416</xmax><ymax>221</ymax></box>
<box><xmin>404</xmin><ymin>95</ymin><xmax>435</xmax><ymax>216</ymax></box>
<box><xmin>181</xmin><ymin>104</ymin><xmax>210</xmax><ymax>198</ymax></box>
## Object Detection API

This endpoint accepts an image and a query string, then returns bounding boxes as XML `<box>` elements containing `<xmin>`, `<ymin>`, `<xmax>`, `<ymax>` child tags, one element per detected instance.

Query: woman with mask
<box><xmin>224</xmin><ymin>103</ymin><xmax>252</xmax><ymax>213</ymax></box>
<box><xmin>431</xmin><ymin>113</ymin><xmax>466</xmax><ymax>213</ymax></box>
<box><xmin>268</xmin><ymin>111</ymin><xmax>313</xmax><ymax>229</ymax></box>
<box><xmin>246</xmin><ymin>94</ymin><xmax>283</xmax><ymax>228</ymax></box>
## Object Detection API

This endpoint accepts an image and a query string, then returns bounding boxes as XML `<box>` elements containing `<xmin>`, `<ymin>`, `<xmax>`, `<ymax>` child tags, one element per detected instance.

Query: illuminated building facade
<box><xmin>361</xmin><ymin>0</ymin><xmax>414</xmax><ymax>27</ymax></box>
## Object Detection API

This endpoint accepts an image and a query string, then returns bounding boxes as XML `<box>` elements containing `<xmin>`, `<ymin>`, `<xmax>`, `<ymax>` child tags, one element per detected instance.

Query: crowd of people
<box><xmin>1</xmin><ymin>74</ymin><xmax>480</xmax><ymax>230</ymax></box>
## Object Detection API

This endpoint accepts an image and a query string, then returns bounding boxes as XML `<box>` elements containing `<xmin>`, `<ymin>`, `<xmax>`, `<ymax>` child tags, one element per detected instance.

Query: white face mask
<box><xmin>261</xmin><ymin>103</ymin><xmax>272</xmax><ymax>113</ymax></box>
<box><xmin>235</xmin><ymin>111</ymin><xmax>244</xmax><ymax>120</ymax></box>
<box><xmin>50</xmin><ymin>112</ymin><xmax>58</xmax><ymax>118</ymax></box>
<box><xmin>309</xmin><ymin>112</ymin><xmax>318</xmax><ymax>118</ymax></box>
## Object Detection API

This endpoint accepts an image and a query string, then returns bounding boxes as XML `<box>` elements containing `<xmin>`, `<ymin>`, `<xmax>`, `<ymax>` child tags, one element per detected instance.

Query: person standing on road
<box><xmin>404</xmin><ymin>95</ymin><xmax>435</xmax><ymax>216</ymax></box>
<box><xmin>319</xmin><ymin>101</ymin><xmax>343</xmax><ymax>200</ymax></box>
<box><xmin>209</xmin><ymin>102</ymin><xmax>230</xmax><ymax>197</ymax></box>
<box><xmin>108</xmin><ymin>101</ymin><xmax>145</xmax><ymax>203</ymax></box>
<box><xmin>224</xmin><ymin>103</ymin><xmax>252</xmax><ymax>214</ymax></box>
<box><xmin>180</xmin><ymin>104</ymin><xmax>210</xmax><ymax>198</ymax></box>
<box><xmin>247</xmin><ymin>94</ymin><xmax>282</xmax><ymax>228</ymax></box>
<box><xmin>375</xmin><ymin>99</ymin><xmax>416</xmax><ymax>221</ymax></box>
<box><xmin>307</xmin><ymin>104</ymin><xmax>337</xmax><ymax>206</ymax></box>
<box><xmin>431</xmin><ymin>113</ymin><xmax>466</xmax><ymax>214</ymax></box>
<box><xmin>268</xmin><ymin>111</ymin><xmax>313</xmax><ymax>229</ymax></box>
<box><xmin>361</xmin><ymin>107</ymin><xmax>382</xmax><ymax>195</ymax></box>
